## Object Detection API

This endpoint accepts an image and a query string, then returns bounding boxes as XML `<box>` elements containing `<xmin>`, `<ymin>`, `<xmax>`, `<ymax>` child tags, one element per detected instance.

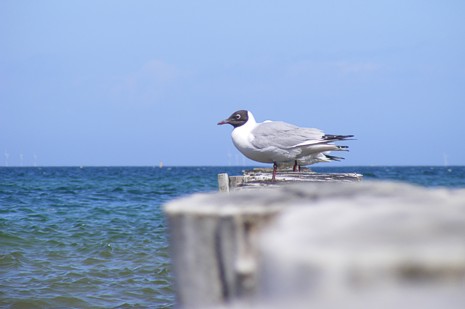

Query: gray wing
<box><xmin>251</xmin><ymin>121</ymin><xmax>325</xmax><ymax>149</ymax></box>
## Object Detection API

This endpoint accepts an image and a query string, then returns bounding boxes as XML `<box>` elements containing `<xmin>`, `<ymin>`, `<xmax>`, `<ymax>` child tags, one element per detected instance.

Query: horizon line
<box><xmin>1</xmin><ymin>164</ymin><xmax>463</xmax><ymax>168</ymax></box>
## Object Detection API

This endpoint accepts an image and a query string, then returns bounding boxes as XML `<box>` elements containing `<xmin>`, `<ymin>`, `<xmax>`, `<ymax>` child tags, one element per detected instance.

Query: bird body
<box><xmin>218</xmin><ymin>110</ymin><xmax>353</xmax><ymax>180</ymax></box>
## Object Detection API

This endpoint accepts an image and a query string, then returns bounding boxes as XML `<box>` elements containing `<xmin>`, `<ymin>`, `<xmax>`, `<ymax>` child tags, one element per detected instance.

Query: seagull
<box><xmin>218</xmin><ymin>110</ymin><xmax>353</xmax><ymax>181</ymax></box>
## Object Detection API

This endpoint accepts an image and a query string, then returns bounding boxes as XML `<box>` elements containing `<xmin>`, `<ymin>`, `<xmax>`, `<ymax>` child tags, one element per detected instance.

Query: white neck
<box><xmin>246</xmin><ymin>111</ymin><xmax>257</xmax><ymax>127</ymax></box>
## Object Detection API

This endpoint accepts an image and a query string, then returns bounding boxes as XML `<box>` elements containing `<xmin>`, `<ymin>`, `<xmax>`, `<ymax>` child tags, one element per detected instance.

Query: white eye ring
<box><xmin>235</xmin><ymin>114</ymin><xmax>241</xmax><ymax>120</ymax></box>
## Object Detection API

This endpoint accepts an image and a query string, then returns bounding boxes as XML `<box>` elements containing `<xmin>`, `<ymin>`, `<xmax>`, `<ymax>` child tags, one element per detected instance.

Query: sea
<box><xmin>1</xmin><ymin>166</ymin><xmax>465</xmax><ymax>308</ymax></box>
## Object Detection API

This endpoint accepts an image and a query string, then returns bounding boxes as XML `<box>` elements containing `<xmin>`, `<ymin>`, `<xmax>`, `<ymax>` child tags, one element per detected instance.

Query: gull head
<box><xmin>217</xmin><ymin>110</ymin><xmax>249</xmax><ymax>128</ymax></box>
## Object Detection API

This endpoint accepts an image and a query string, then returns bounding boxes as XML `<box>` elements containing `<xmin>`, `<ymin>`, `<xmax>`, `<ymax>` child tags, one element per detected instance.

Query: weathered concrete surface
<box><xmin>255</xmin><ymin>182</ymin><xmax>465</xmax><ymax>309</ymax></box>
<box><xmin>164</xmin><ymin>191</ymin><xmax>283</xmax><ymax>308</ymax></box>
<box><xmin>221</xmin><ymin>168</ymin><xmax>362</xmax><ymax>191</ymax></box>
<box><xmin>163</xmin><ymin>181</ymin><xmax>465</xmax><ymax>309</ymax></box>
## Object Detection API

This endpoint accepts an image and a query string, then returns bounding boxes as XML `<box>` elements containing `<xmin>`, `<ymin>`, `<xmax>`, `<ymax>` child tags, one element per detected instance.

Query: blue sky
<box><xmin>1</xmin><ymin>1</ymin><xmax>464</xmax><ymax>166</ymax></box>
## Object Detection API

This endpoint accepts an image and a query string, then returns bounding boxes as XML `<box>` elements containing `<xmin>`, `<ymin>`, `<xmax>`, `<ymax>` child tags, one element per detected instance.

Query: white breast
<box><xmin>229</xmin><ymin>113</ymin><xmax>269</xmax><ymax>163</ymax></box>
<box><xmin>231</xmin><ymin>120</ymin><xmax>261</xmax><ymax>159</ymax></box>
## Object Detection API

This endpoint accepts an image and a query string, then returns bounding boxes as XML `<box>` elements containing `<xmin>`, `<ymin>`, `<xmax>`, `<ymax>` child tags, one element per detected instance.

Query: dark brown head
<box><xmin>217</xmin><ymin>110</ymin><xmax>249</xmax><ymax>128</ymax></box>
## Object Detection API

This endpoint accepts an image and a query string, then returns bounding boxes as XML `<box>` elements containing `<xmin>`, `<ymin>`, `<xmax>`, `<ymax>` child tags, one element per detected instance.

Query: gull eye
<box><xmin>235</xmin><ymin>114</ymin><xmax>241</xmax><ymax>120</ymax></box>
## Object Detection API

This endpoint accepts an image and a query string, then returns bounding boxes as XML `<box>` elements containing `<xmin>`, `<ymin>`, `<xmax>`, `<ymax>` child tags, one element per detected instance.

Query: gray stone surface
<box><xmin>164</xmin><ymin>191</ymin><xmax>282</xmax><ymax>307</ymax></box>
<box><xmin>226</xmin><ymin>168</ymin><xmax>362</xmax><ymax>191</ymax></box>
<box><xmin>163</xmin><ymin>181</ymin><xmax>465</xmax><ymax>308</ymax></box>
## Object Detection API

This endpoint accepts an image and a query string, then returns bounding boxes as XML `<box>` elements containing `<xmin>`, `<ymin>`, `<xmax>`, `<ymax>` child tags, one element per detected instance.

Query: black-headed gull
<box><xmin>218</xmin><ymin>110</ymin><xmax>353</xmax><ymax>181</ymax></box>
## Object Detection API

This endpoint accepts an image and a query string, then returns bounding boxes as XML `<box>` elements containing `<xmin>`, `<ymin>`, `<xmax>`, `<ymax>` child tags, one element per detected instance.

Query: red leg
<box><xmin>272</xmin><ymin>162</ymin><xmax>277</xmax><ymax>181</ymax></box>
<box><xmin>293</xmin><ymin>160</ymin><xmax>303</xmax><ymax>172</ymax></box>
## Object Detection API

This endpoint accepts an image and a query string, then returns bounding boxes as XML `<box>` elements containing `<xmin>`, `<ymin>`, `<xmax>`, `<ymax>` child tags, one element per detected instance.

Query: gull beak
<box><xmin>217</xmin><ymin>119</ymin><xmax>229</xmax><ymax>125</ymax></box>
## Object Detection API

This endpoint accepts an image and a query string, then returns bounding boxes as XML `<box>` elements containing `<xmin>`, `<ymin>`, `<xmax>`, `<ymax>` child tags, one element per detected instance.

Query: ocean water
<box><xmin>1</xmin><ymin>166</ymin><xmax>464</xmax><ymax>308</ymax></box>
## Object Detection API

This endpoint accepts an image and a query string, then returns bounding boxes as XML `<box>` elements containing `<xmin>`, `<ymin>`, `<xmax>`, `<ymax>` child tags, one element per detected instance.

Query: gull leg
<box><xmin>293</xmin><ymin>160</ymin><xmax>302</xmax><ymax>172</ymax></box>
<box><xmin>272</xmin><ymin>162</ymin><xmax>277</xmax><ymax>181</ymax></box>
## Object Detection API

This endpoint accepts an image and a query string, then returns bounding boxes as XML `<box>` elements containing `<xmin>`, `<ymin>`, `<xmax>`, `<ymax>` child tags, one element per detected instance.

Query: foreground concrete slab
<box><xmin>164</xmin><ymin>181</ymin><xmax>465</xmax><ymax>309</ymax></box>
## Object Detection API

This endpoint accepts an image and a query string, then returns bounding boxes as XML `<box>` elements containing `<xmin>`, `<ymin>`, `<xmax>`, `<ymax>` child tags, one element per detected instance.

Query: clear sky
<box><xmin>1</xmin><ymin>1</ymin><xmax>464</xmax><ymax>167</ymax></box>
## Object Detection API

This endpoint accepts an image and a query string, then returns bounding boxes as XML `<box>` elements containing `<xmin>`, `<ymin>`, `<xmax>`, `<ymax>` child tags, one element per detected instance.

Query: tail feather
<box><xmin>325</xmin><ymin>154</ymin><xmax>345</xmax><ymax>161</ymax></box>
<box><xmin>323</xmin><ymin>134</ymin><xmax>354</xmax><ymax>141</ymax></box>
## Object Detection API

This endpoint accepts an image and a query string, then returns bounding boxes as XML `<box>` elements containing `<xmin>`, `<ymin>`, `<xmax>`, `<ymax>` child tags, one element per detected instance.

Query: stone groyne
<box><xmin>164</xmin><ymin>181</ymin><xmax>465</xmax><ymax>308</ymax></box>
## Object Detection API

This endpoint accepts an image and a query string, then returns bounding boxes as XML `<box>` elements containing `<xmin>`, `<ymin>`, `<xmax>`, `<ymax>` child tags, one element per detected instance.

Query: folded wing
<box><xmin>251</xmin><ymin>121</ymin><xmax>325</xmax><ymax>149</ymax></box>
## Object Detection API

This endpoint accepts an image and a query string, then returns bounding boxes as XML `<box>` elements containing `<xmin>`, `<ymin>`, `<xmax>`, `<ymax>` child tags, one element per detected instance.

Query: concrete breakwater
<box><xmin>218</xmin><ymin>168</ymin><xmax>362</xmax><ymax>191</ymax></box>
<box><xmin>163</xmin><ymin>181</ymin><xmax>465</xmax><ymax>308</ymax></box>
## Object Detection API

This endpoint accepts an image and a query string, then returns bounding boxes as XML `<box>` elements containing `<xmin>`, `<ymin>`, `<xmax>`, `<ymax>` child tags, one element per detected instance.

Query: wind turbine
<box><xmin>4</xmin><ymin>151</ymin><xmax>9</xmax><ymax>167</ymax></box>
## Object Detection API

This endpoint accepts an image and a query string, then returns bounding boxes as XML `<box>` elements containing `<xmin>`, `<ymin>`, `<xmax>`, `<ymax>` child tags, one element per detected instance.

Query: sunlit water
<box><xmin>1</xmin><ymin>166</ymin><xmax>464</xmax><ymax>308</ymax></box>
